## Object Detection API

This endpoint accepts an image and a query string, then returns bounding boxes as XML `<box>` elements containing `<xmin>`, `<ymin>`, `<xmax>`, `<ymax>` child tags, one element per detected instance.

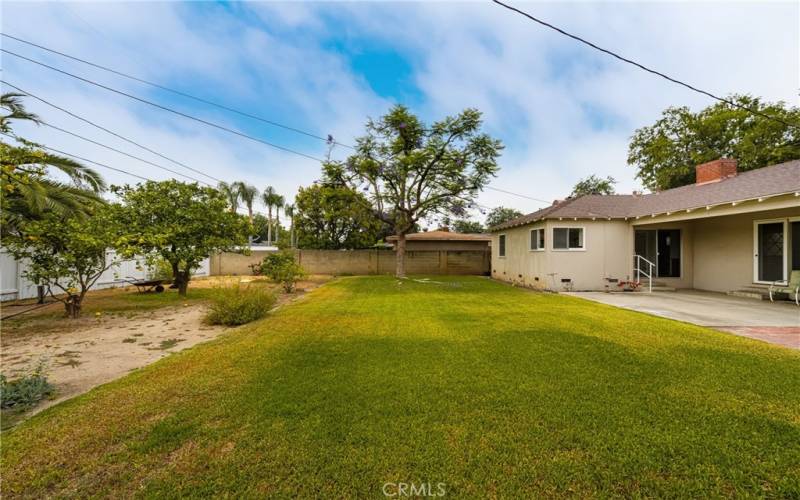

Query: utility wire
<box><xmin>491</xmin><ymin>0</ymin><xmax>800</xmax><ymax>131</ymax></box>
<box><xmin>1</xmin><ymin>32</ymin><xmax>354</xmax><ymax>149</ymax></box>
<box><xmin>1</xmin><ymin>47</ymin><xmax>554</xmax><ymax>206</ymax></box>
<box><xmin>1</xmin><ymin>80</ymin><xmax>224</xmax><ymax>183</ymax></box>
<box><xmin>1</xmin><ymin>131</ymin><xmax>153</xmax><ymax>182</ymax></box>
<box><xmin>2</xmin><ymin>49</ymin><xmax>327</xmax><ymax>162</ymax></box>
<box><xmin>486</xmin><ymin>185</ymin><xmax>551</xmax><ymax>205</ymax></box>
<box><xmin>41</xmin><ymin>121</ymin><xmax>212</xmax><ymax>185</ymax></box>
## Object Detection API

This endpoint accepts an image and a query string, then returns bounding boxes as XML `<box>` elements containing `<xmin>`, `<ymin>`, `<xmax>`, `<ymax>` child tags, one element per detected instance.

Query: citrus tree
<box><xmin>113</xmin><ymin>180</ymin><xmax>249</xmax><ymax>296</ymax></box>
<box><xmin>4</xmin><ymin>206</ymin><xmax>120</xmax><ymax>318</ymax></box>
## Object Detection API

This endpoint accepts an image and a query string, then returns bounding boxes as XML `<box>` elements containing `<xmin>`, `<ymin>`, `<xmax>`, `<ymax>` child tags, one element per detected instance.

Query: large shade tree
<box><xmin>571</xmin><ymin>175</ymin><xmax>617</xmax><ymax>196</ymax></box>
<box><xmin>113</xmin><ymin>180</ymin><xmax>249</xmax><ymax>295</ymax></box>
<box><xmin>485</xmin><ymin>206</ymin><xmax>523</xmax><ymax>229</ymax></box>
<box><xmin>294</xmin><ymin>183</ymin><xmax>382</xmax><ymax>250</ymax></box>
<box><xmin>628</xmin><ymin>95</ymin><xmax>800</xmax><ymax>191</ymax></box>
<box><xmin>325</xmin><ymin>105</ymin><xmax>502</xmax><ymax>276</ymax></box>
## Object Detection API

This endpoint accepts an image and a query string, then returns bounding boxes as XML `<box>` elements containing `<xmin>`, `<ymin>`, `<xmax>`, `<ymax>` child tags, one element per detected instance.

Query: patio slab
<box><xmin>565</xmin><ymin>290</ymin><xmax>800</xmax><ymax>349</ymax></box>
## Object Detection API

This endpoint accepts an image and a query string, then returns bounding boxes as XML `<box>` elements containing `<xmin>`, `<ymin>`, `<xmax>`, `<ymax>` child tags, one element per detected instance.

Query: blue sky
<box><xmin>2</xmin><ymin>1</ymin><xmax>798</xmax><ymax>223</ymax></box>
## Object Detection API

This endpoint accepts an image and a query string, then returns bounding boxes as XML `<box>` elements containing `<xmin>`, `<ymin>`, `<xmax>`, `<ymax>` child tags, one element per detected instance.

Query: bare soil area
<box><xmin>1</xmin><ymin>275</ymin><xmax>330</xmax><ymax>425</ymax></box>
<box><xmin>2</xmin><ymin>304</ymin><xmax>228</xmax><ymax>417</ymax></box>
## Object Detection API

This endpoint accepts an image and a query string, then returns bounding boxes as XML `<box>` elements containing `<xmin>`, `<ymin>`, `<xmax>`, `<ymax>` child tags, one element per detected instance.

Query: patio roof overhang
<box><xmin>630</xmin><ymin>191</ymin><xmax>800</xmax><ymax>225</ymax></box>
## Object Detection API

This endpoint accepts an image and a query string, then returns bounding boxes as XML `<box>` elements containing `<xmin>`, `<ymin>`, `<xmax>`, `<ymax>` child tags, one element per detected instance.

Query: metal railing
<box><xmin>633</xmin><ymin>254</ymin><xmax>655</xmax><ymax>293</ymax></box>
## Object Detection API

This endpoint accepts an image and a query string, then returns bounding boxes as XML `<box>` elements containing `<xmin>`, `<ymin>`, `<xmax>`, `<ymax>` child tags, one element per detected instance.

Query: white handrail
<box><xmin>633</xmin><ymin>254</ymin><xmax>655</xmax><ymax>293</ymax></box>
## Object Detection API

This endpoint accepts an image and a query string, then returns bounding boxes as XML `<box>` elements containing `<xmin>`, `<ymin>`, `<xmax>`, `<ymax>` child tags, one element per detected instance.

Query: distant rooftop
<box><xmin>386</xmin><ymin>230</ymin><xmax>491</xmax><ymax>242</ymax></box>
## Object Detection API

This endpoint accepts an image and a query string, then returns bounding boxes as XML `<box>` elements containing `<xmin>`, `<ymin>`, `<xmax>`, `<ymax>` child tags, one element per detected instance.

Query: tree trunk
<box><xmin>64</xmin><ymin>294</ymin><xmax>82</xmax><ymax>318</ymax></box>
<box><xmin>176</xmin><ymin>269</ymin><xmax>190</xmax><ymax>296</ymax></box>
<box><xmin>395</xmin><ymin>232</ymin><xmax>407</xmax><ymax>278</ymax></box>
<box><xmin>267</xmin><ymin>208</ymin><xmax>273</xmax><ymax>244</ymax></box>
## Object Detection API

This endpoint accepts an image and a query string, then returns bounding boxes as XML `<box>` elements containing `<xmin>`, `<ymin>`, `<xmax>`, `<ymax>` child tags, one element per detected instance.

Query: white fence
<box><xmin>0</xmin><ymin>251</ymin><xmax>209</xmax><ymax>302</ymax></box>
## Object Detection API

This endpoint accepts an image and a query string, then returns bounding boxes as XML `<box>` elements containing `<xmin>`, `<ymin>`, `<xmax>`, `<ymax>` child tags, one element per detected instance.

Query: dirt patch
<box><xmin>1</xmin><ymin>275</ymin><xmax>331</xmax><ymax>426</ymax></box>
<box><xmin>1</xmin><ymin>305</ymin><xmax>228</xmax><ymax>419</ymax></box>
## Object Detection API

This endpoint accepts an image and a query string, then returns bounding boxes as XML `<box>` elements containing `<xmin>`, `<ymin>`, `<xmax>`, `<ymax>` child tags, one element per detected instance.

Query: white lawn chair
<box><xmin>769</xmin><ymin>270</ymin><xmax>800</xmax><ymax>306</ymax></box>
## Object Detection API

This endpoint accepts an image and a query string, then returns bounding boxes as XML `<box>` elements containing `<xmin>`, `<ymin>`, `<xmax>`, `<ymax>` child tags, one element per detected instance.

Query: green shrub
<box><xmin>258</xmin><ymin>251</ymin><xmax>295</xmax><ymax>279</ymax></box>
<box><xmin>259</xmin><ymin>251</ymin><xmax>306</xmax><ymax>292</ymax></box>
<box><xmin>204</xmin><ymin>284</ymin><xmax>277</xmax><ymax>326</ymax></box>
<box><xmin>147</xmin><ymin>257</ymin><xmax>173</xmax><ymax>282</ymax></box>
<box><xmin>1</xmin><ymin>362</ymin><xmax>55</xmax><ymax>410</ymax></box>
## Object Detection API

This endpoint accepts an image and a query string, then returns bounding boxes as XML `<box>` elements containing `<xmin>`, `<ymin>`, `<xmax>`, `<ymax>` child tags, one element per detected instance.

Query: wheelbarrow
<box><xmin>122</xmin><ymin>277</ymin><xmax>166</xmax><ymax>293</ymax></box>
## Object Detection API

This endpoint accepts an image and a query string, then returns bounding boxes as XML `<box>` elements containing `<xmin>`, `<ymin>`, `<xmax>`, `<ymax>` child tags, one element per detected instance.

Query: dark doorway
<box><xmin>657</xmin><ymin>230</ymin><xmax>681</xmax><ymax>278</ymax></box>
<box><xmin>757</xmin><ymin>222</ymin><xmax>785</xmax><ymax>282</ymax></box>
<box><xmin>635</xmin><ymin>229</ymin><xmax>681</xmax><ymax>278</ymax></box>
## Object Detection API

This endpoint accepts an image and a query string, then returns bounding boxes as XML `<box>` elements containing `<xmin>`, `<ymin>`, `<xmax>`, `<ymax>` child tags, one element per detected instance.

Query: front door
<box><xmin>755</xmin><ymin>221</ymin><xmax>786</xmax><ymax>283</ymax></box>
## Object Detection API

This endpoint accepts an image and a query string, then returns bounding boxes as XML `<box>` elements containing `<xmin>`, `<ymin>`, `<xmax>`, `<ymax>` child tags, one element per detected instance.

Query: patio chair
<box><xmin>769</xmin><ymin>270</ymin><xmax>800</xmax><ymax>306</ymax></box>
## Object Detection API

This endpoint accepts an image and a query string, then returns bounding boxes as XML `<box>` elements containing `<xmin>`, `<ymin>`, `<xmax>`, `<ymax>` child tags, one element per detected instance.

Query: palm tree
<box><xmin>273</xmin><ymin>194</ymin><xmax>285</xmax><ymax>243</ymax></box>
<box><xmin>234</xmin><ymin>182</ymin><xmax>259</xmax><ymax>244</ymax></box>
<box><xmin>1</xmin><ymin>93</ymin><xmax>106</xmax><ymax>235</ymax></box>
<box><xmin>234</xmin><ymin>182</ymin><xmax>258</xmax><ymax>223</ymax></box>
<box><xmin>284</xmin><ymin>203</ymin><xmax>295</xmax><ymax>247</ymax></box>
<box><xmin>217</xmin><ymin>182</ymin><xmax>240</xmax><ymax>213</ymax></box>
<box><xmin>261</xmin><ymin>186</ymin><xmax>277</xmax><ymax>244</ymax></box>
<box><xmin>1</xmin><ymin>93</ymin><xmax>42</xmax><ymax>133</ymax></box>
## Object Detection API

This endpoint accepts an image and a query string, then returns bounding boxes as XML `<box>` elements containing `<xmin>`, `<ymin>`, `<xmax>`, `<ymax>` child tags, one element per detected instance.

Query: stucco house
<box><xmin>489</xmin><ymin>158</ymin><xmax>800</xmax><ymax>296</ymax></box>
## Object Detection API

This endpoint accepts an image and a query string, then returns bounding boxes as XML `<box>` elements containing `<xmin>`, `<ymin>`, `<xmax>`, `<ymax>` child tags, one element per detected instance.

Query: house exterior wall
<box><xmin>491</xmin><ymin>194</ymin><xmax>799</xmax><ymax>293</ymax></box>
<box><xmin>491</xmin><ymin>222</ymin><xmax>549</xmax><ymax>289</ymax></box>
<box><xmin>491</xmin><ymin>220</ymin><xmax>632</xmax><ymax>291</ymax></box>
<box><xmin>692</xmin><ymin>207</ymin><xmax>800</xmax><ymax>292</ymax></box>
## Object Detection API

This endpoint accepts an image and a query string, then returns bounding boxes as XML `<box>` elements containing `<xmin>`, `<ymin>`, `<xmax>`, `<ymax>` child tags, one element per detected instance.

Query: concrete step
<box><xmin>727</xmin><ymin>289</ymin><xmax>770</xmax><ymax>300</ymax></box>
<box><xmin>634</xmin><ymin>284</ymin><xmax>676</xmax><ymax>292</ymax></box>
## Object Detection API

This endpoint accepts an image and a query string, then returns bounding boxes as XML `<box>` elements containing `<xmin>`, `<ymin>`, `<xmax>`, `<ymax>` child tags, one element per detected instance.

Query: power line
<box><xmin>2</xmin><ymin>49</ymin><xmax>327</xmax><ymax>162</ymax></box>
<box><xmin>41</xmin><ymin>121</ymin><xmax>212</xmax><ymax>186</ymax></box>
<box><xmin>1</xmin><ymin>32</ymin><xmax>354</xmax><ymax>149</ymax></box>
<box><xmin>1</xmin><ymin>48</ymin><xmax>552</xmax><ymax>207</ymax></box>
<box><xmin>1</xmin><ymin>80</ymin><xmax>224</xmax><ymax>183</ymax></box>
<box><xmin>1</xmin><ymin>131</ymin><xmax>154</xmax><ymax>182</ymax></box>
<box><xmin>485</xmin><ymin>186</ymin><xmax>551</xmax><ymax>205</ymax></box>
<box><xmin>491</xmin><ymin>0</ymin><xmax>800</xmax><ymax>131</ymax></box>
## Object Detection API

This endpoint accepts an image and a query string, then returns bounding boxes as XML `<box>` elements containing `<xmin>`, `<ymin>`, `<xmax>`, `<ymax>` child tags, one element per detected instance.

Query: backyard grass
<box><xmin>2</xmin><ymin>276</ymin><xmax>799</xmax><ymax>497</ymax></box>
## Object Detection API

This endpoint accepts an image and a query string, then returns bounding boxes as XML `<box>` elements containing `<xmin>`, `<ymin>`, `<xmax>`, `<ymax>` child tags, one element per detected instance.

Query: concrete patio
<box><xmin>566</xmin><ymin>290</ymin><xmax>800</xmax><ymax>349</ymax></box>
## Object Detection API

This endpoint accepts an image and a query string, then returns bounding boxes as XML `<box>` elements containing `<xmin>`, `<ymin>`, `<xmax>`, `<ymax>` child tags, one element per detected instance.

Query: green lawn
<box><xmin>3</xmin><ymin>276</ymin><xmax>799</xmax><ymax>497</ymax></box>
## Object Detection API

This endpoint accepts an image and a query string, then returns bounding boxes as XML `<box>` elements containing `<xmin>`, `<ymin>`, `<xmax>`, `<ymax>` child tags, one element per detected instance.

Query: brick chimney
<box><xmin>695</xmin><ymin>158</ymin><xmax>738</xmax><ymax>185</ymax></box>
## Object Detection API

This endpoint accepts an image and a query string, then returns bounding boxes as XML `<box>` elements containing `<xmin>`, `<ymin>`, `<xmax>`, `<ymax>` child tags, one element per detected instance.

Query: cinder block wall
<box><xmin>211</xmin><ymin>249</ymin><xmax>489</xmax><ymax>276</ymax></box>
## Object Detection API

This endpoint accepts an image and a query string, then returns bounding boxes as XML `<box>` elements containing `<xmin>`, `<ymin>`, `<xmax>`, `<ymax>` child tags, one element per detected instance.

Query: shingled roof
<box><xmin>490</xmin><ymin>160</ymin><xmax>800</xmax><ymax>231</ymax></box>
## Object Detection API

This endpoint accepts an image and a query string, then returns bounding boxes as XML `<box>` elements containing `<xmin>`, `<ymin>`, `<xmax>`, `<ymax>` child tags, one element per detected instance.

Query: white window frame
<box><xmin>552</xmin><ymin>226</ymin><xmax>586</xmax><ymax>252</ymax></box>
<box><xmin>529</xmin><ymin>228</ymin><xmax>545</xmax><ymax>251</ymax></box>
<box><xmin>498</xmin><ymin>233</ymin><xmax>507</xmax><ymax>258</ymax></box>
<box><xmin>753</xmin><ymin>218</ymin><xmax>789</xmax><ymax>284</ymax></box>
